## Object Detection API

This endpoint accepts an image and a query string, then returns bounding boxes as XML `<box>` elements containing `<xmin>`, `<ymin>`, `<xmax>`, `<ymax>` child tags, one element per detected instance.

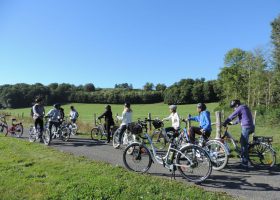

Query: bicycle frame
<box><xmin>141</xmin><ymin>133</ymin><xmax>195</xmax><ymax>168</ymax></box>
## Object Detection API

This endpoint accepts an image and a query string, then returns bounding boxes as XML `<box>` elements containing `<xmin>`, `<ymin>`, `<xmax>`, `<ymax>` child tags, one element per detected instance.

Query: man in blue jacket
<box><xmin>222</xmin><ymin>100</ymin><xmax>255</xmax><ymax>168</ymax></box>
<box><xmin>188</xmin><ymin>103</ymin><xmax>212</xmax><ymax>144</ymax></box>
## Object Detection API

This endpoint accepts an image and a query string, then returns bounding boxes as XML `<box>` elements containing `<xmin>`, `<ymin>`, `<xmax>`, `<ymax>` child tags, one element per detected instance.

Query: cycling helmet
<box><xmin>230</xmin><ymin>100</ymin><xmax>241</xmax><ymax>108</ymax></box>
<box><xmin>197</xmin><ymin>103</ymin><xmax>206</xmax><ymax>111</ymax></box>
<box><xmin>169</xmin><ymin>105</ymin><xmax>177</xmax><ymax>111</ymax></box>
<box><xmin>124</xmin><ymin>102</ymin><xmax>130</xmax><ymax>108</ymax></box>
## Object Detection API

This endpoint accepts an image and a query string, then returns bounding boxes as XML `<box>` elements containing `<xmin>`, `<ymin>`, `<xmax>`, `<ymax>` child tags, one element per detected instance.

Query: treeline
<box><xmin>0</xmin><ymin>79</ymin><xmax>219</xmax><ymax>108</ymax></box>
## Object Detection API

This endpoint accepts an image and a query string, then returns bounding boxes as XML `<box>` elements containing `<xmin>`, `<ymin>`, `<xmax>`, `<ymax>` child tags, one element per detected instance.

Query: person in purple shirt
<box><xmin>222</xmin><ymin>99</ymin><xmax>255</xmax><ymax>168</ymax></box>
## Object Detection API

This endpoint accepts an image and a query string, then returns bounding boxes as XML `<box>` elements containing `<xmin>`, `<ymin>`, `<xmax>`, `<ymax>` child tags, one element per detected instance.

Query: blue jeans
<box><xmin>240</xmin><ymin>127</ymin><xmax>254</xmax><ymax>165</ymax></box>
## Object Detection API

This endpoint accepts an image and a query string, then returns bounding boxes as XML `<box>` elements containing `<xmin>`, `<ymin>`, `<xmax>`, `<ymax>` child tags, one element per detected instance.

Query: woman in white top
<box><xmin>162</xmin><ymin>105</ymin><xmax>180</xmax><ymax>136</ymax></box>
<box><xmin>115</xmin><ymin>102</ymin><xmax>133</xmax><ymax>145</ymax></box>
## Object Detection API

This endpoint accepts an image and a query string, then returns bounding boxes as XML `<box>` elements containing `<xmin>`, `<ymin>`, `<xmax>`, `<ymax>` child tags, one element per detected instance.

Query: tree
<box><xmin>114</xmin><ymin>83</ymin><xmax>133</xmax><ymax>90</ymax></box>
<box><xmin>84</xmin><ymin>83</ymin><xmax>95</xmax><ymax>92</ymax></box>
<box><xmin>143</xmin><ymin>82</ymin><xmax>154</xmax><ymax>91</ymax></box>
<box><xmin>271</xmin><ymin>15</ymin><xmax>280</xmax><ymax>104</ymax></box>
<box><xmin>155</xmin><ymin>83</ymin><xmax>167</xmax><ymax>92</ymax></box>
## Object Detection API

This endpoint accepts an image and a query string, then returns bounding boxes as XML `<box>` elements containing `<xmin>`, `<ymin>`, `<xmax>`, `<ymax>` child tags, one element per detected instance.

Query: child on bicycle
<box><xmin>98</xmin><ymin>105</ymin><xmax>115</xmax><ymax>143</ymax></box>
<box><xmin>187</xmin><ymin>103</ymin><xmax>212</xmax><ymax>144</ymax></box>
<box><xmin>162</xmin><ymin>105</ymin><xmax>180</xmax><ymax>137</ymax></box>
<box><xmin>115</xmin><ymin>102</ymin><xmax>132</xmax><ymax>147</ymax></box>
<box><xmin>222</xmin><ymin>99</ymin><xmax>255</xmax><ymax>168</ymax></box>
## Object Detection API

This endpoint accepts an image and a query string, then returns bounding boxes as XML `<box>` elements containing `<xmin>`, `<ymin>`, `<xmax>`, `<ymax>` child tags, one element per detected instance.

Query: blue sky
<box><xmin>0</xmin><ymin>0</ymin><xmax>279</xmax><ymax>89</ymax></box>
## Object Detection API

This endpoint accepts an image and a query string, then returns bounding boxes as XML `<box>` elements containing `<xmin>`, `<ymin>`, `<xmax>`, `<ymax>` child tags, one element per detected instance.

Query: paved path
<box><xmin>21</xmin><ymin>133</ymin><xmax>280</xmax><ymax>200</ymax></box>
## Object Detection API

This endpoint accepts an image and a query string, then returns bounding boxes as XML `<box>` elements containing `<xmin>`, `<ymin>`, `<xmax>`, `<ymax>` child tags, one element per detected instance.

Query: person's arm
<box><xmin>223</xmin><ymin>107</ymin><xmax>240</xmax><ymax>126</ymax></box>
<box><xmin>162</xmin><ymin>114</ymin><xmax>172</xmax><ymax>121</ymax></box>
<box><xmin>117</xmin><ymin>111</ymin><xmax>125</xmax><ymax>121</ymax></box>
<box><xmin>98</xmin><ymin>111</ymin><xmax>107</xmax><ymax>119</ymax></box>
<box><xmin>189</xmin><ymin>115</ymin><xmax>199</xmax><ymax>122</ymax></box>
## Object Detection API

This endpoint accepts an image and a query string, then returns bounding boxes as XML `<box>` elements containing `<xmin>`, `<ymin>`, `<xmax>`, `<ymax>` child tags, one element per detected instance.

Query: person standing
<box><xmin>115</xmin><ymin>102</ymin><xmax>132</xmax><ymax>147</ymax></box>
<box><xmin>222</xmin><ymin>99</ymin><xmax>255</xmax><ymax>168</ymax></box>
<box><xmin>98</xmin><ymin>105</ymin><xmax>115</xmax><ymax>143</ymax></box>
<box><xmin>32</xmin><ymin>97</ymin><xmax>45</xmax><ymax>138</ymax></box>
<box><xmin>69</xmin><ymin>106</ymin><xmax>79</xmax><ymax>123</ymax></box>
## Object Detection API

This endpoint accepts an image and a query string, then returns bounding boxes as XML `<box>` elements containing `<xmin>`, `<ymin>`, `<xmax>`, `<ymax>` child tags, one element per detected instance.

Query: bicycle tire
<box><xmin>151</xmin><ymin>130</ymin><xmax>167</xmax><ymax>150</ymax></box>
<box><xmin>91</xmin><ymin>127</ymin><xmax>102</xmax><ymax>140</ymax></box>
<box><xmin>176</xmin><ymin>145</ymin><xmax>212</xmax><ymax>183</ymax></box>
<box><xmin>123</xmin><ymin>143</ymin><xmax>152</xmax><ymax>173</ymax></box>
<box><xmin>112</xmin><ymin>131</ymin><xmax>123</xmax><ymax>148</ymax></box>
<box><xmin>205</xmin><ymin>140</ymin><xmax>228</xmax><ymax>171</ymax></box>
<box><xmin>0</xmin><ymin>123</ymin><xmax>8</xmax><ymax>135</ymax></box>
<box><xmin>249</xmin><ymin>142</ymin><xmax>276</xmax><ymax>168</ymax></box>
<box><xmin>71</xmin><ymin>123</ymin><xmax>78</xmax><ymax>135</ymax></box>
<box><xmin>28</xmin><ymin>126</ymin><xmax>37</xmax><ymax>142</ymax></box>
<box><xmin>61</xmin><ymin>127</ymin><xmax>70</xmax><ymax>141</ymax></box>
<box><xmin>15</xmin><ymin>124</ymin><xmax>24</xmax><ymax>138</ymax></box>
<box><xmin>42</xmin><ymin>129</ymin><xmax>51</xmax><ymax>145</ymax></box>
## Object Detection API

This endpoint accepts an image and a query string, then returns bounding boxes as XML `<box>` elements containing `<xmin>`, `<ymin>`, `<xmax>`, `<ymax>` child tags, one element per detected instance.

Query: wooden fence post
<box><xmin>187</xmin><ymin>114</ymin><xmax>191</xmax><ymax>130</ymax></box>
<box><xmin>253</xmin><ymin>110</ymin><xmax>257</xmax><ymax>125</ymax></box>
<box><xmin>148</xmin><ymin>113</ymin><xmax>152</xmax><ymax>132</ymax></box>
<box><xmin>215</xmin><ymin>111</ymin><xmax>222</xmax><ymax>139</ymax></box>
<box><xmin>94</xmin><ymin>113</ymin><xmax>96</xmax><ymax>126</ymax></box>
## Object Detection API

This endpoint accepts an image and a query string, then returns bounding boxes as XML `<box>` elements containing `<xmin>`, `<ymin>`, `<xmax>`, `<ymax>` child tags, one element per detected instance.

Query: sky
<box><xmin>0</xmin><ymin>0</ymin><xmax>279</xmax><ymax>89</ymax></box>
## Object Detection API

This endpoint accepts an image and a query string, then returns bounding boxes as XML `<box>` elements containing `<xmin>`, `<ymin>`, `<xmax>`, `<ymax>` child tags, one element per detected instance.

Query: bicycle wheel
<box><xmin>151</xmin><ymin>130</ymin><xmax>167</xmax><ymax>150</ymax></box>
<box><xmin>176</xmin><ymin>145</ymin><xmax>212</xmax><ymax>183</ymax></box>
<box><xmin>249</xmin><ymin>142</ymin><xmax>276</xmax><ymax>168</ymax></box>
<box><xmin>0</xmin><ymin>124</ymin><xmax>8</xmax><ymax>135</ymax></box>
<box><xmin>123</xmin><ymin>143</ymin><xmax>152</xmax><ymax>173</ymax></box>
<box><xmin>60</xmin><ymin>127</ymin><xmax>70</xmax><ymax>141</ymax></box>
<box><xmin>91</xmin><ymin>127</ymin><xmax>102</xmax><ymax>140</ymax></box>
<box><xmin>15</xmin><ymin>124</ymin><xmax>24</xmax><ymax>138</ymax></box>
<box><xmin>112</xmin><ymin>131</ymin><xmax>123</xmax><ymax>148</ymax></box>
<box><xmin>72</xmin><ymin>123</ymin><xmax>78</xmax><ymax>135</ymax></box>
<box><xmin>42</xmin><ymin>129</ymin><xmax>51</xmax><ymax>145</ymax></box>
<box><xmin>205</xmin><ymin>140</ymin><xmax>228</xmax><ymax>171</ymax></box>
<box><xmin>28</xmin><ymin>126</ymin><xmax>37</xmax><ymax>142</ymax></box>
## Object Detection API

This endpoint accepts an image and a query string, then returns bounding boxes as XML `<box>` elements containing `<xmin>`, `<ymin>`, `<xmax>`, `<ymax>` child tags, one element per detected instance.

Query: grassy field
<box><xmin>0</xmin><ymin>135</ymin><xmax>233</xmax><ymax>200</ymax></box>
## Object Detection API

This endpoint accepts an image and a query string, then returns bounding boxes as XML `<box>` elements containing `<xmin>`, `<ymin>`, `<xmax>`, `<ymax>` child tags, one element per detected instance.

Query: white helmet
<box><xmin>169</xmin><ymin>105</ymin><xmax>177</xmax><ymax>111</ymax></box>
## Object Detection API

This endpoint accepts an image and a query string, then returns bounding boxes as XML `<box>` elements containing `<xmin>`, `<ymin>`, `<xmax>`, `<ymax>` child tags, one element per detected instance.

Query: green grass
<box><xmin>0</xmin><ymin>135</ymin><xmax>233</xmax><ymax>200</ymax></box>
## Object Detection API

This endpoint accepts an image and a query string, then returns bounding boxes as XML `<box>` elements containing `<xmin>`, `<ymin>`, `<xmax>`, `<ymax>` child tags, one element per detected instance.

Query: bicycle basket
<box><xmin>152</xmin><ymin>120</ymin><xmax>163</xmax><ymax>129</ymax></box>
<box><xmin>128</xmin><ymin>122</ymin><xmax>142</xmax><ymax>135</ymax></box>
<box><xmin>253</xmin><ymin>136</ymin><xmax>273</xmax><ymax>144</ymax></box>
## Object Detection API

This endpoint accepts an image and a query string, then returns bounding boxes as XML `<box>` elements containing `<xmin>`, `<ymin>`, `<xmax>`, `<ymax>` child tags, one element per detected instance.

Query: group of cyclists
<box><xmin>31</xmin><ymin>97</ymin><xmax>79</xmax><ymax>141</ymax></box>
<box><xmin>30</xmin><ymin>96</ymin><xmax>254</xmax><ymax>169</ymax></box>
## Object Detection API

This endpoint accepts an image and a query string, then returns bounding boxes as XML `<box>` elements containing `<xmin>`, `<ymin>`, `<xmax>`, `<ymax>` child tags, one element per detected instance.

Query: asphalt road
<box><xmin>20</xmin><ymin>132</ymin><xmax>280</xmax><ymax>200</ymax></box>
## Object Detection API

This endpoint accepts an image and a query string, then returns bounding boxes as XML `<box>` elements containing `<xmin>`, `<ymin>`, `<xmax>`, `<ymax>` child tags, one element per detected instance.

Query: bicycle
<box><xmin>221</xmin><ymin>126</ymin><xmax>276</xmax><ymax>168</ymax></box>
<box><xmin>149</xmin><ymin>119</ymin><xmax>172</xmax><ymax>150</ymax></box>
<box><xmin>29</xmin><ymin>119</ymin><xmax>51</xmax><ymax>145</ymax></box>
<box><xmin>179</xmin><ymin>120</ymin><xmax>229</xmax><ymax>171</ymax></box>
<box><xmin>49</xmin><ymin>120</ymin><xmax>71</xmax><ymax>142</ymax></box>
<box><xmin>0</xmin><ymin>114</ymin><xmax>23</xmax><ymax>137</ymax></box>
<box><xmin>112</xmin><ymin>120</ymin><xmax>146</xmax><ymax>149</ymax></box>
<box><xmin>91</xmin><ymin>118</ymin><xmax>118</xmax><ymax>141</ymax></box>
<box><xmin>123</xmin><ymin>131</ymin><xmax>212</xmax><ymax>183</ymax></box>
<box><xmin>64</xmin><ymin>117</ymin><xmax>78</xmax><ymax>136</ymax></box>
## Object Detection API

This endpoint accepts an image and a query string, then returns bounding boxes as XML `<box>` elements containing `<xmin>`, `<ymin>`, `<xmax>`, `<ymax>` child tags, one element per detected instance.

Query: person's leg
<box><xmin>118</xmin><ymin>125</ymin><xmax>127</xmax><ymax>144</ymax></box>
<box><xmin>188</xmin><ymin>126</ymin><xmax>202</xmax><ymax>144</ymax></box>
<box><xmin>105</xmin><ymin>122</ymin><xmax>111</xmax><ymax>143</ymax></box>
<box><xmin>240</xmin><ymin>127</ymin><xmax>250</xmax><ymax>166</ymax></box>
